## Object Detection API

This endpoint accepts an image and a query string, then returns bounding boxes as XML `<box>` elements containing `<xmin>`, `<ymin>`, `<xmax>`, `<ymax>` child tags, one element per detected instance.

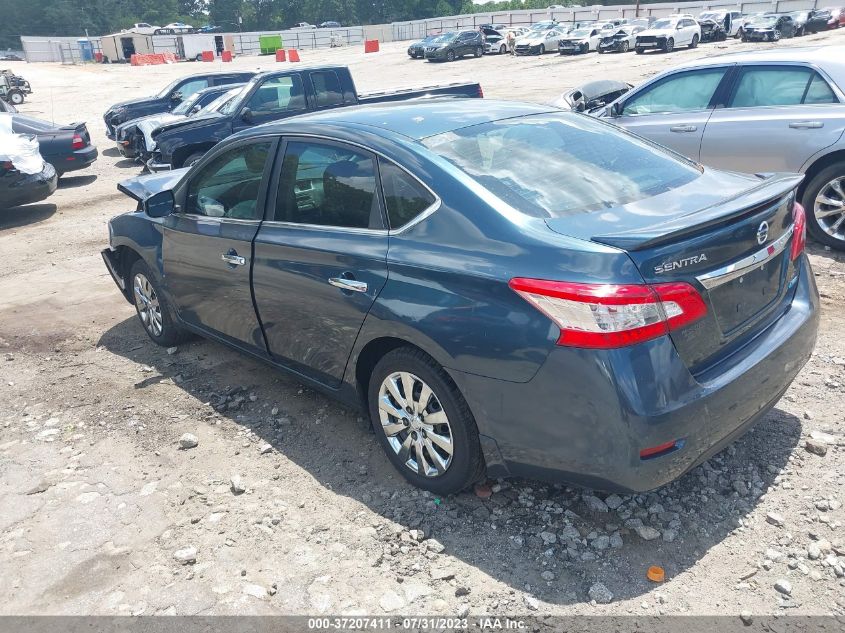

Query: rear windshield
<box><xmin>422</xmin><ymin>113</ymin><xmax>701</xmax><ymax>218</ymax></box>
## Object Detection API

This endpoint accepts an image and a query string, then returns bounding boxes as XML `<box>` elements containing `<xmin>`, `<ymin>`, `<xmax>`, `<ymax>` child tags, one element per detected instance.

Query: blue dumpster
<box><xmin>78</xmin><ymin>39</ymin><xmax>94</xmax><ymax>62</ymax></box>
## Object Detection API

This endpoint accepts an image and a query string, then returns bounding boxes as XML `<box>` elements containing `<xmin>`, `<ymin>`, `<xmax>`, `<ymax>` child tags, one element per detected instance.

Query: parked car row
<box><xmin>408</xmin><ymin>7</ymin><xmax>845</xmax><ymax>61</ymax></box>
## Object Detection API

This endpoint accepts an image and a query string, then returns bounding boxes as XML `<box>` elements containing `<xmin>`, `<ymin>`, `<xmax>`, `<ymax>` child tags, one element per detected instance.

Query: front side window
<box><xmin>176</xmin><ymin>78</ymin><xmax>209</xmax><ymax>100</ymax></box>
<box><xmin>245</xmin><ymin>76</ymin><xmax>306</xmax><ymax>115</ymax></box>
<box><xmin>311</xmin><ymin>72</ymin><xmax>343</xmax><ymax>108</ymax></box>
<box><xmin>186</xmin><ymin>142</ymin><xmax>271</xmax><ymax>220</ymax></box>
<box><xmin>379</xmin><ymin>160</ymin><xmax>436</xmax><ymax>229</ymax></box>
<box><xmin>729</xmin><ymin>66</ymin><xmax>837</xmax><ymax>107</ymax></box>
<box><xmin>622</xmin><ymin>68</ymin><xmax>727</xmax><ymax>115</ymax></box>
<box><xmin>274</xmin><ymin>141</ymin><xmax>382</xmax><ymax>229</ymax></box>
<box><xmin>422</xmin><ymin>113</ymin><xmax>700</xmax><ymax>218</ymax></box>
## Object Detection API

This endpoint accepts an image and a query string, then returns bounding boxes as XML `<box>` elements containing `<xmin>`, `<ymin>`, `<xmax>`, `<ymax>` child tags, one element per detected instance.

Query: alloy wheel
<box><xmin>814</xmin><ymin>176</ymin><xmax>845</xmax><ymax>242</ymax></box>
<box><xmin>377</xmin><ymin>371</ymin><xmax>454</xmax><ymax>477</ymax></box>
<box><xmin>133</xmin><ymin>273</ymin><xmax>163</xmax><ymax>337</ymax></box>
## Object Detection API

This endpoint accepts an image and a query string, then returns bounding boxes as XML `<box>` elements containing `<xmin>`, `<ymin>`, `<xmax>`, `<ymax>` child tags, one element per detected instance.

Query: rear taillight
<box><xmin>1</xmin><ymin>160</ymin><xmax>13</xmax><ymax>171</ymax></box>
<box><xmin>71</xmin><ymin>134</ymin><xmax>85</xmax><ymax>150</ymax></box>
<box><xmin>790</xmin><ymin>202</ymin><xmax>806</xmax><ymax>261</ymax></box>
<box><xmin>478</xmin><ymin>85</ymin><xmax>484</xmax><ymax>98</ymax></box>
<box><xmin>509</xmin><ymin>278</ymin><xmax>707</xmax><ymax>349</ymax></box>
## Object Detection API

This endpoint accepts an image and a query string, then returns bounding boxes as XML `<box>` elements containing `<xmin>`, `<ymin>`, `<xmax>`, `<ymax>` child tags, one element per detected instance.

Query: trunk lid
<box><xmin>545</xmin><ymin>171</ymin><xmax>803</xmax><ymax>373</ymax></box>
<box><xmin>117</xmin><ymin>168</ymin><xmax>188</xmax><ymax>202</ymax></box>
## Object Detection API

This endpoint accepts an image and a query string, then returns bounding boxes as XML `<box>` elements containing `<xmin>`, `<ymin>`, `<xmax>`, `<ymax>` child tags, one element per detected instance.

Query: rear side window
<box><xmin>622</xmin><ymin>68</ymin><xmax>727</xmax><ymax>115</ymax></box>
<box><xmin>379</xmin><ymin>160</ymin><xmax>436</xmax><ymax>229</ymax></box>
<box><xmin>423</xmin><ymin>113</ymin><xmax>700</xmax><ymax>218</ymax></box>
<box><xmin>311</xmin><ymin>71</ymin><xmax>344</xmax><ymax>108</ymax></box>
<box><xmin>274</xmin><ymin>141</ymin><xmax>382</xmax><ymax>229</ymax></box>
<box><xmin>729</xmin><ymin>66</ymin><xmax>838</xmax><ymax>107</ymax></box>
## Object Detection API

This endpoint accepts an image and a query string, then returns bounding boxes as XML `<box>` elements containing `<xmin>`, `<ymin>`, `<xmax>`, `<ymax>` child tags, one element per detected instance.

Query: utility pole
<box><xmin>636</xmin><ymin>0</ymin><xmax>641</xmax><ymax>17</ymax></box>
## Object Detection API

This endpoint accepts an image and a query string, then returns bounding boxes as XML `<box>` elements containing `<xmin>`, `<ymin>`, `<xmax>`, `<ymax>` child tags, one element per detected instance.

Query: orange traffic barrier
<box><xmin>364</xmin><ymin>39</ymin><xmax>380</xmax><ymax>53</ymax></box>
<box><xmin>130</xmin><ymin>52</ymin><xmax>177</xmax><ymax>66</ymax></box>
<box><xmin>201</xmin><ymin>50</ymin><xmax>214</xmax><ymax>62</ymax></box>
<box><xmin>275</xmin><ymin>49</ymin><xmax>286</xmax><ymax>62</ymax></box>
<box><xmin>287</xmin><ymin>49</ymin><xmax>300</xmax><ymax>62</ymax></box>
<box><xmin>221</xmin><ymin>50</ymin><xmax>232</xmax><ymax>62</ymax></box>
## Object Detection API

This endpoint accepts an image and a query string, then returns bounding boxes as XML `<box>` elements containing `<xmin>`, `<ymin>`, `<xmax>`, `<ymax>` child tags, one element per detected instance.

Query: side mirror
<box><xmin>609</xmin><ymin>101</ymin><xmax>623</xmax><ymax>117</ymax></box>
<box><xmin>144</xmin><ymin>190</ymin><xmax>176</xmax><ymax>218</ymax></box>
<box><xmin>171</xmin><ymin>91</ymin><xmax>183</xmax><ymax>102</ymax></box>
<box><xmin>191</xmin><ymin>105</ymin><xmax>201</xmax><ymax>114</ymax></box>
<box><xmin>677</xmin><ymin>24</ymin><xmax>684</xmax><ymax>30</ymax></box>
<box><xmin>241</xmin><ymin>108</ymin><xmax>253</xmax><ymax>123</ymax></box>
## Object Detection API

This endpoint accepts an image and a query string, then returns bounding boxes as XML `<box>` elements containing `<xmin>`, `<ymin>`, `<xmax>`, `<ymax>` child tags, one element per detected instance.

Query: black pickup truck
<box><xmin>103</xmin><ymin>71</ymin><xmax>255</xmax><ymax>140</ymax></box>
<box><xmin>146</xmin><ymin>65</ymin><xmax>483</xmax><ymax>171</ymax></box>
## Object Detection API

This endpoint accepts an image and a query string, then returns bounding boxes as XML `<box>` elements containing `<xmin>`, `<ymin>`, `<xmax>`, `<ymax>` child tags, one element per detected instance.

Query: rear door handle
<box><xmin>328</xmin><ymin>277</ymin><xmax>368</xmax><ymax>293</ymax></box>
<box><xmin>669</xmin><ymin>125</ymin><xmax>697</xmax><ymax>133</ymax></box>
<box><xmin>221</xmin><ymin>252</ymin><xmax>246</xmax><ymax>266</ymax></box>
<box><xmin>789</xmin><ymin>121</ymin><xmax>823</xmax><ymax>129</ymax></box>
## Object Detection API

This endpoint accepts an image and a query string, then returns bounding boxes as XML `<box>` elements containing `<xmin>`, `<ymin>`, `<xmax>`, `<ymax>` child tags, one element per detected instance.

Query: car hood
<box><xmin>156</xmin><ymin>112</ymin><xmax>224</xmax><ymax>136</ymax></box>
<box><xmin>117</xmin><ymin>168</ymin><xmax>189</xmax><ymax>202</ymax></box>
<box><xmin>543</xmin><ymin>169</ymin><xmax>803</xmax><ymax>250</ymax></box>
<box><xmin>637</xmin><ymin>27</ymin><xmax>675</xmax><ymax>36</ymax></box>
<box><xmin>138</xmin><ymin>113</ymin><xmax>185</xmax><ymax>135</ymax></box>
<box><xmin>108</xmin><ymin>96</ymin><xmax>161</xmax><ymax>112</ymax></box>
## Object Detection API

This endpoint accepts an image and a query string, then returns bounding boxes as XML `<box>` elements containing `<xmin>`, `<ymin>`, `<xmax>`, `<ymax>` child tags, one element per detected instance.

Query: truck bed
<box><xmin>358</xmin><ymin>82</ymin><xmax>482</xmax><ymax>103</ymax></box>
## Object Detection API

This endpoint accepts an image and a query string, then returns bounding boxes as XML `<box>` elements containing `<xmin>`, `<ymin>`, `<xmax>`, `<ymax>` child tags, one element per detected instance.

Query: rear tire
<box><xmin>635</xmin><ymin>46</ymin><xmax>644</xmax><ymax>54</ymax></box>
<box><xmin>129</xmin><ymin>260</ymin><xmax>191</xmax><ymax>347</ymax></box>
<box><xmin>9</xmin><ymin>90</ymin><xmax>24</xmax><ymax>105</ymax></box>
<box><xmin>801</xmin><ymin>161</ymin><xmax>845</xmax><ymax>251</ymax></box>
<box><xmin>195</xmin><ymin>53</ymin><xmax>203</xmax><ymax>62</ymax></box>
<box><xmin>367</xmin><ymin>347</ymin><xmax>484</xmax><ymax>495</ymax></box>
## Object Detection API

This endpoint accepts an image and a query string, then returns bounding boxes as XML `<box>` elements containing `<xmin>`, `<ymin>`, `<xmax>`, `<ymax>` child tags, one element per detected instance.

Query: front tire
<box><xmin>621</xmin><ymin>41</ymin><xmax>629</xmax><ymax>52</ymax></box>
<box><xmin>538</xmin><ymin>44</ymin><xmax>545</xmax><ymax>55</ymax></box>
<box><xmin>446</xmin><ymin>50</ymin><xmax>455</xmax><ymax>62</ymax></box>
<box><xmin>801</xmin><ymin>162</ymin><xmax>845</xmax><ymax>251</ymax></box>
<box><xmin>635</xmin><ymin>46</ymin><xmax>644</xmax><ymax>54</ymax></box>
<box><xmin>474</xmin><ymin>46</ymin><xmax>482</xmax><ymax>57</ymax></box>
<box><xmin>499</xmin><ymin>44</ymin><xmax>507</xmax><ymax>54</ymax></box>
<box><xmin>663</xmin><ymin>37</ymin><xmax>674</xmax><ymax>52</ymax></box>
<box><xmin>689</xmin><ymin>34</ymin><xmax>699</xmax><ymax>48</ymax></box>
<box><xmin>580</xmin><ymin>42</ymin><xmax>588</xmax><ymax>54</ymax></box>
<box><xmin>130</xmin><ymin>260</ymin><xmax>190</xmax><ymax>346</ymax></box>
<box><xmin>9</xmin><ymin>90</ymin><xmax>24</xmax><ymax>105</ymax></box>
<box><xmin>181</xmin><ymin>151</ymin><xmax>206</xmax><ymax>169</ymax></box>
<box><xmin>368</xmin><ymin>347</ymin><xmax>484</xmax><ymax>495</ymax></box>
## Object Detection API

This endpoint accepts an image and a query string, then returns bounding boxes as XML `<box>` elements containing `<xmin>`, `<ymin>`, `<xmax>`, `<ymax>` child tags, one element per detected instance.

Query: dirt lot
<box><xmin>2</xmin><ymin>31</ymin><xmax>845</xmax><ymax>619</ymax></box>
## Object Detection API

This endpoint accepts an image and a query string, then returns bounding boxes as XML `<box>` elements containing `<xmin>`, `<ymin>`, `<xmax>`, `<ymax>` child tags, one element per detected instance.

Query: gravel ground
<box><xmin>1</xmin><ymin>31</ymin><xmax>845</xmax><ymax>618</ymax></box>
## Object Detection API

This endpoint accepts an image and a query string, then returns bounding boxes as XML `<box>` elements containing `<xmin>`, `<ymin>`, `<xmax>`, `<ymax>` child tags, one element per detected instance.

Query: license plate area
<box><xmin>708</xmin><ymin>254</ymin><xmax>786</xmax><ymax>333</ymax></box>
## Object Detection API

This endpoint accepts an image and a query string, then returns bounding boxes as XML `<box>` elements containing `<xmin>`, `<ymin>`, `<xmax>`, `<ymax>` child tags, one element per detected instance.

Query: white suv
<box><xmin>635</xmin><ymin>16</ymin><xmax>701</xmax><ymax>53</ymax></box>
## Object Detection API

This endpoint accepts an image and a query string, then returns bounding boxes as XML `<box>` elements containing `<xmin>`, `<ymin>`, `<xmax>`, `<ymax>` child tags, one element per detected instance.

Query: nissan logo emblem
<box><xmin>757</xmin><ymin>221</ymin><xmax>769</xmax><ymax>245</ymax></box>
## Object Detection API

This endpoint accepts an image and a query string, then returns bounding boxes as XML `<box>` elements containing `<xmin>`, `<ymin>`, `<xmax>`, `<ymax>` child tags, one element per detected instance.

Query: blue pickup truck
<box><xmin>145</xmin><ymin>65</ymin><xmax>483</xmax><ymax>171</ymax></box>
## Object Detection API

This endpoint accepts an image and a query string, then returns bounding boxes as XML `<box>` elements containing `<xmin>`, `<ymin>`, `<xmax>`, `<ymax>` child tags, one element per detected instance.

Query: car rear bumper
<box><xmin>453</xmin><ymin>255</ymin><xmax>819</xmax><ymax>492</ymax></box>
<box><xmin>58</xmin><ymin>145</ymin><xmax>98</xmax><ymax>173</ymax></box>
<box><xmin>1</xmin><ymin>164</ymin><xmax>57</xmax><ymax>208</ymax></box>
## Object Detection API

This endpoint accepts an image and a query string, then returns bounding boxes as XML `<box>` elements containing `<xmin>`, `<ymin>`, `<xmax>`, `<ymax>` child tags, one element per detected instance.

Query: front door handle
<box><xmin>221</xmin><ymin>252</ymin><xmax>246</xmax><ymax>266</ymax></box>
<box><xmin>789</xmin><ymin>121</ymin><xmax>823</xmax><ymax>129</ymax></box>
<box><xmin>669</xmin><ymin>125</ymin><xmax>697</xmax><ymax>133</ymax></box>
<box><xmin>328</xmin><ymin>277</ymin><xmax>368</xmax><ymax>293</ymax></box>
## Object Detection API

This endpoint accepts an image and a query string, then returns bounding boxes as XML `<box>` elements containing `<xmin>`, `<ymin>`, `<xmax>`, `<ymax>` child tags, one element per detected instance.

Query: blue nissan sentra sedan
<box><xmin>102</xmin><ymin>100</ymin><xmax>819</xmax><ymax>495</ymax></box>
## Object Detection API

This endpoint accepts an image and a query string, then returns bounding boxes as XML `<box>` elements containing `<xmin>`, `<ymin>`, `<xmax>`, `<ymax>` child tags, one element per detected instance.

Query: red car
<box><xmin>822</xmin><ymin>6</ymin><xmax>845</xmax><ymax>27</ymax></box>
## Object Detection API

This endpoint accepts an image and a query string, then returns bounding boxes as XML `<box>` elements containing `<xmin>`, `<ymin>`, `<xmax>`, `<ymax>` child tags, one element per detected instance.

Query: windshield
<box><xmin>570</xmin><ymin>29</ymin><xmax>591</xmax><ymax>37</ymax></box>
<box><xmin>651</xmin><ymin>19</ymin><xmax>676</xmax><ymax>28</ymax></box>
<box><xmin>172</xmin><ymin>91</ymin><xmax>204</xmax><ymax>115</ymax></box>
<box><xmin>700</xmin><ymin>12</ymin><xmax>723</xmax><ymax>19</ymax></box>
<box><xmin>750</xmin><ymin>15</ymin><xmax>777</xmax><ymax>25</ymax></box>
<box><xmin>419</xmin><ymin>35</ymin><xmax>437</xmax><ymax>43</ymax></box>
<box><xmin>219</xmin><ymin>78</ymin><xmax>260</xmax><ymax>115</ymax></box>
<box><xmin>422</xmin><ymin>113</ymin><xmax>700</xmax><ymax>218</ymax></box>
<box><xmin>155</xmin><ymin>78</ymin><xmax>182</xmax><ymax>99</ymax></box>
<box><xmin>432</xmin><ymin>32</ymin><xmax>457</xmax><ymax>43</ymax></box>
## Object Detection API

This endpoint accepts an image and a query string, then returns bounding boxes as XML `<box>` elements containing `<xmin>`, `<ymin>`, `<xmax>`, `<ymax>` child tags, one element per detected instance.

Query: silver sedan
<box><xmin>600</xmin><ymin>46</ymin><xmax>845</xmax><ymax>250</ymax></box>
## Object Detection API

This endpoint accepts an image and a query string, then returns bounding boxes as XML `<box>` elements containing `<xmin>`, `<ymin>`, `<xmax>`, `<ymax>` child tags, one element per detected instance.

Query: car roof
<box><xmin>669</xmin><ymin>46</ymin><xmax>845</xmax><ymax>89</ymax></box>
<box><xmin>254</xmin><ymin>100</ymin><xmax>556</xmax><ymax>141</ymax></box>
